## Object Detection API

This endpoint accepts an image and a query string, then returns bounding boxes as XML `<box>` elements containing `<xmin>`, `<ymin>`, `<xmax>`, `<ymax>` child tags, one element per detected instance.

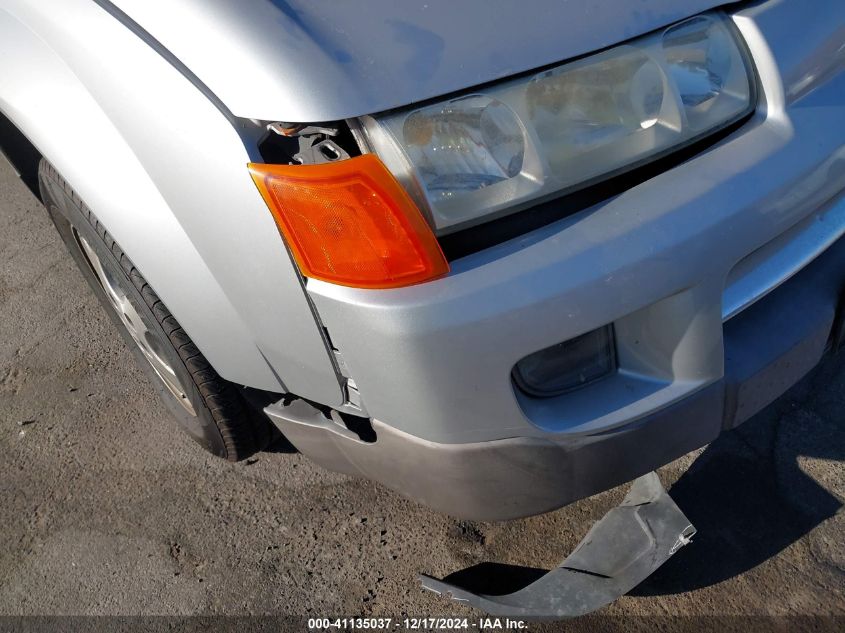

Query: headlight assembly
<box><xmin>362</xmin><ymin>13</ymin><xmax>755</xmax><ymax>235</ymax></box>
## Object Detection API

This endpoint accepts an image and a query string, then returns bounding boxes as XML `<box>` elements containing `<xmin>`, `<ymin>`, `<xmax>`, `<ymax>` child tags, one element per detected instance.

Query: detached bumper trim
<box><xmin>420</xmin><ymin>472</ymin><xmax>695</xmax><ymax>618</ymax></box>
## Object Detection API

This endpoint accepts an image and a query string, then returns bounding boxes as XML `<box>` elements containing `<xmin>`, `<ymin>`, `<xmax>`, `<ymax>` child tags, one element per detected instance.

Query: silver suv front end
<box><xmin>265</xmin><ymin>0</ymin><xmax>845</xmax><ymax>520</ymax></box>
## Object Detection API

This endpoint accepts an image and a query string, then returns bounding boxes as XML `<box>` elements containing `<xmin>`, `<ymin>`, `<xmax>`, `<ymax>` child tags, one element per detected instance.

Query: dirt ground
<box><xmin>0</xmin><ymin>158</ymin><xmax>843</xmax><ymax>630</ymax></box>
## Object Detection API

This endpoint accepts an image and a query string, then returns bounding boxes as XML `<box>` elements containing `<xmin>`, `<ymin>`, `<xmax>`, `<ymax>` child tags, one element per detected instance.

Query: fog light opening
<box><xmin>513</xmin><ymin>325</ymin><xmax>617</xmax><ymax>398</ymax></box>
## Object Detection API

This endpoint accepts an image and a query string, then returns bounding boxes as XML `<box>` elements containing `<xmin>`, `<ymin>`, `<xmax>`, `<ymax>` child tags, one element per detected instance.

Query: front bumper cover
<box><xmin>267</xmin><ymin>231</ymin><xmax>845</xmax><ymax>521</ymax></box>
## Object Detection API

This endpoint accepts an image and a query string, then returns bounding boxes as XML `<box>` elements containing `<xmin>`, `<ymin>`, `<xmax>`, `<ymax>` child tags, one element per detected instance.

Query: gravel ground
<box><xmin>0</xmin><ymin>158</ymin><xmax>843</xmax><ymax>629</ymax></box>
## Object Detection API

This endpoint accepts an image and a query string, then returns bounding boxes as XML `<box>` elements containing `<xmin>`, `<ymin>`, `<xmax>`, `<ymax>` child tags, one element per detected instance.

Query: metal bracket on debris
<box><xmin>420</xmin><ymin>472</ymin><xmax>695</xmax><ymax>619</ymax></box>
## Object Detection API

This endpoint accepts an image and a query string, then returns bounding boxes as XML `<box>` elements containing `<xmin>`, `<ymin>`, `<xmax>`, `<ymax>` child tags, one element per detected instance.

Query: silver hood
<box><xmin>108</xmin><ymin>0</ymin><xmax>727</xmax><ymax>122</ymax></box>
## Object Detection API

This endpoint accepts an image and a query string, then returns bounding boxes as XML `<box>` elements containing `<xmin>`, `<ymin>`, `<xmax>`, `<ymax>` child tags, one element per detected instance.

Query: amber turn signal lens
<box><xmin>249</xmin><ymin>155</ymin><xmax>449</xmax><ymax>289</ymax></box>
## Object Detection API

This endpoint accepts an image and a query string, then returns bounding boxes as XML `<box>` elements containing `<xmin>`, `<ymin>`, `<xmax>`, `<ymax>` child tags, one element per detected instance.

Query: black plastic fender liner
<box><xmin>420</xmin><ymin>472</ymin><xmax>695</xmax><ymax>619</ymax></box>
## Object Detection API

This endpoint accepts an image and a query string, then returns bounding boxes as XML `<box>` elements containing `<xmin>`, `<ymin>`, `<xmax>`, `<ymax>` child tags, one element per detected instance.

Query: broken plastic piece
<box><xmin>420</xmin><ymin>472</ymin><xmax>695</xmax><ymax>619</ymax></box>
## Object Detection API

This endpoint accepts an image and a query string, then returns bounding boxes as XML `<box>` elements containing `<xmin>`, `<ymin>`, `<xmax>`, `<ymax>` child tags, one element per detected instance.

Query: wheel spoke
<box><xmin>73</xmin><ymin>230</ymin><xmax>197</xmax><ymax>416</ymax></box>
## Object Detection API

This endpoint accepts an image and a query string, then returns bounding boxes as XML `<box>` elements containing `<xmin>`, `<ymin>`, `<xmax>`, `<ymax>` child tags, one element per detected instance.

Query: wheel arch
<box><xmin>0</xmin><ymin>107</ymin><xmax>41</xmax><ymax>198</ymax></box>
<box><xmin>0</xmin><ymin>1</ymin><xmax>344</xmax><ymax>403</ymax></box>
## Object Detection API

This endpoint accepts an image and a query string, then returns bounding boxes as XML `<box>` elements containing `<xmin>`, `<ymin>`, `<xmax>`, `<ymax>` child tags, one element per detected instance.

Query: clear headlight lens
<box><xmin>402</xmin><ymin>96</ymin><xmax>525</xmax><ymax>198</ymax></box>
<box><xmin>525</xmin><ymin>47</ymin><xmax>677</xmax><ymax>190</ymax></box>
<box><xmin>362</xmin><ymin>13</ymin><xmax>754</xmax><ymax>234</ymax></box>
<box><xmin>663</xmin><ymin>16</ymin><xmax>752</xmax><ymax>131</ymax></box>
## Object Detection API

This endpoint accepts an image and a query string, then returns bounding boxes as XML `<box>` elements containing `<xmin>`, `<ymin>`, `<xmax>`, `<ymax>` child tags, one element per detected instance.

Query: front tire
<box><xmin>38</xmin><ymin>159</ymin><xmax>271</xmax><ymax>460</ymax></box>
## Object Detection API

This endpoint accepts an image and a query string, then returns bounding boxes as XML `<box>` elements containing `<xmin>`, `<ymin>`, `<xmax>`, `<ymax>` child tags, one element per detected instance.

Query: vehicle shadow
<box><xmin>264</xmin><ymin>432</ymin><xmax>298</xmax><ymax>454</ymax></box>
<box><xmin>632</xmin><ymin>355</ymin><xmax>845</xmax><ymax>596</ymax></box>
<box><xmin>436</xmin><ymin>562</ymin><xmax>548</xmax><ymax>596</ymax></box>
<box><xmin>242</xmin><ymin>387</ymin><xmax>299</xmax><ymax>454</ymax></box>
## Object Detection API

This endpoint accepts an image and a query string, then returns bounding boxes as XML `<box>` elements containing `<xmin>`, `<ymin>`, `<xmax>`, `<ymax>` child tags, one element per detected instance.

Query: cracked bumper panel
<box><xmin>306</xmin><ymin>0</ymin><xmax>845</xmax><ymax>447</ymax></box>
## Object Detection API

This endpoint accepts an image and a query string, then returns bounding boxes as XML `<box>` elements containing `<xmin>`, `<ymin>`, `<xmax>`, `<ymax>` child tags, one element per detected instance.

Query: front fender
<box><xmin>0</xmin><ymin>0</ymin><xmax>344</xmax><ymax>404</ymax></box>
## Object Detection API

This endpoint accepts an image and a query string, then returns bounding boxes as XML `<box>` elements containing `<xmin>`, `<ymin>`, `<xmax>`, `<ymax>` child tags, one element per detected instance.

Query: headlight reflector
<box><xmin>525</xmin><ymin>47</ymin><xmax>679</xmax><ymax>191</ymax></box>
<box><xmin>402</xmin><ymin>96</ymin><xmax>526</xmax><ymax>199</ymax></box>
<box><xmin>363</xmin><ymin>13</ymin><xmax>754</xmax><ymax>234</ymax></box>
<box><xmin>663</xmin><ymin>16</ymin><xmax>753</xmax><ymax>131</ymax></box>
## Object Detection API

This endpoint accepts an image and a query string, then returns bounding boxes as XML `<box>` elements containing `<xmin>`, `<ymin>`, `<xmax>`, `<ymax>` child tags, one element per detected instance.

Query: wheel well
<box><xmin>0</xmin><ymin>108</ymin><xmax>43</xmax><ymax>199</ymax></box>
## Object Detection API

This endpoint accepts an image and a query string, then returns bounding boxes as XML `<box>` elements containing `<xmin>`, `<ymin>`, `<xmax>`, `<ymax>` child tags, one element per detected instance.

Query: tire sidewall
<box><xmin>38</xmin><ymin>168</ymin><xmax>228</xmax><ymax>458</ymax></box>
